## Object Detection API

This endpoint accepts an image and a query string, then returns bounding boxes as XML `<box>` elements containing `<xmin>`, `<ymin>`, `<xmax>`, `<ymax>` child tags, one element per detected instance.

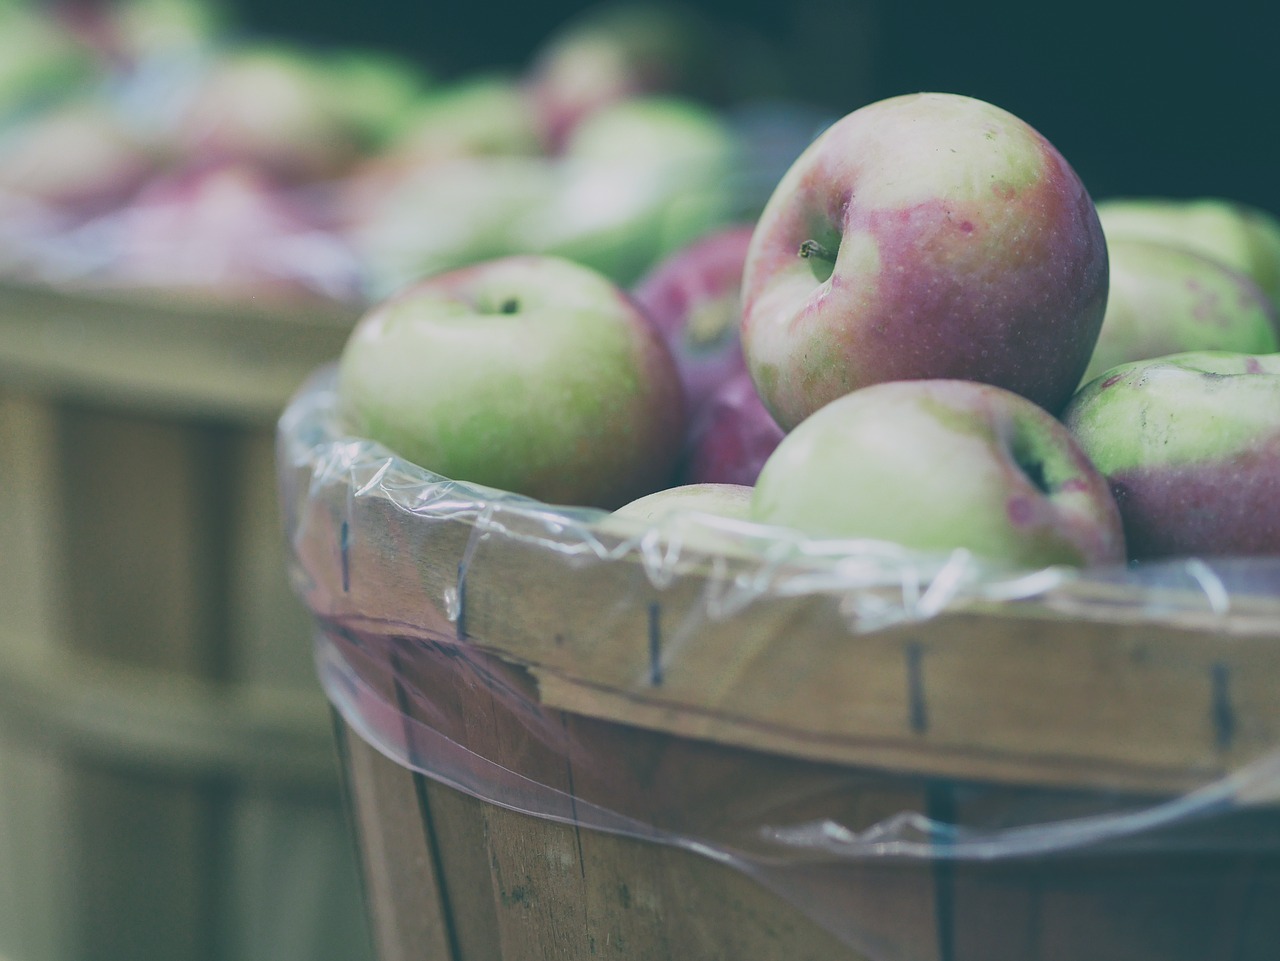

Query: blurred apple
<box><xmin>752</xmin><ymin>379</ymin><xmax>1126</xmax><ymax>569</ymax></box>
<box><xmin>107</xmin><ymin>162</ymin><xmax>362</xmax><ymax>303</ymax></box>
<box><xmin>0</xmin><ymin>3</ymin><xmax>97</xmax><ymax>118</ymax></box>
<box><xmin>526</xmin><ymin>95</ymin><xmax>742</xmax><ymax>284</ymax></box>
<box><xmin>324</xmin><ymin>49</ymin><xmax>434</xmax><ymax>152</ymax></box>
<box><xmin>377</xmin><ymin>74</ymin><xmax>540</xmax><ymax>164</ymax></box>
<box><xmin>333</xmin><ymin>74</ymin><xmax>544</xmax><ymax>236</ymax></box>
<box><xmin>343</xmin><ymin>155</ymin><xmax>556</xmax><ymax>299</ymax></box>
<box><xmin>78</xmin><ymin>0</ymin><xmax>227</xmax><ymax>66</ymax></box>
<box><xmin>680</xmin><ymin>371</ymin><xmax>783</xmax><ymax>487</ymax></box>
<box><xmin>1081</xmin><ymin>237</ymin><xmax>1279</xmax><ymax>384</ymax></box>
<box><xmin>631</xmin><ymin>222</ymin><xmax>754</xmax><ymax>411</ymax></box>
<box><xmin>336</xmin><ymin>254</ymin><xmax>687</xmax><ymax>508</ymax></box>
<box><xmin>524</xmin><ymin>1</ymin><xmax>711</xmax><ymax>150</ymax></box>
<box><xmin>1063</xmin><ymin>351</ymin><xmax>1280</xmax><ymax>560</ymax></box>
<box><xmin>0</xmin><ymin>96</ymin><xmax>159</xmax><ymax>214</ymax></box>
<box><xmin>1096</xmin><ymin>197</ymin><xmax>1280</xmax><ymax>311</ymax></box>
<box><xmin>741</xmin><ymin>92</ymin><xmax>1109</xmax><ymax>429</ymax></box>
<box><xmin>175</xmin><ymin>43</ymin><xmax>367</xmax><ymax>181</ymax></box>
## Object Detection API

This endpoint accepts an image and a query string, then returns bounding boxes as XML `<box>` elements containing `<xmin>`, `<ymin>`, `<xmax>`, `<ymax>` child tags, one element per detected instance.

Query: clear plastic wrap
<box><xmin>280</xmin><ymin>365</ymin><xmax>1280</xmax><ymax>958</ymax></box>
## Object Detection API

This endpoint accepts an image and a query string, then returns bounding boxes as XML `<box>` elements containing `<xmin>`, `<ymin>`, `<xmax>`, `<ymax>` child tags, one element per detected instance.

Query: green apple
<box><xmin>607</xmin><ymin>481</ymin><xmax>756</xmax><ymax>556</ymax></box>
<box><xmin>1062</xmin><ymin>351</ymin><xmax>1280</xmax><ymax>560</ymax></box>
<box><xmin>322</xmin><ymin>50</ymin><xmax>434</xmax><ymax>151</ymax></box>
<box><xmin>1081</xmin><ymin>237</ymin><xmax>1279</xmax><ymax>384</ymax></box>
<box><xmin>175</xmin><ymin>43</ymin><xmax>368</xmax><ymax>181</ymax></box>
<box><xmin>614</xmin><ymin>482</ymin><xmax>753</xmax><ymax>523</ymax></box>
<box><xmin>1096</xmin><ymin>196</ymin><xmax>1280</xmax><ymax>311</ymax></box>
<box><xmin>524</xmin><ymin>1</ymin><xmax>710</xmax><ymax>149</ymax></box>
<box><xmin>107</xmin><ymin>0</ymin><xmax>228</xmax><ymax>62</ymax></box>
<box><xmin>379</xmin><ymin>74</ymin><xmax>543</xmax><ymax>165</ymax></box>
<box><xmin>344</xmin><ymin>155</ymin><xmax>557</xmax><ymax>300</ymax></box>
<box><xmin>0</xmin><ymin>4</ymin><xmax>96</xmax><ymax>118</ymax></box>
<box><xmin>523</xmin><ymin>95</ymin><xmax>743</xmax><ymax>285</ymax></box>
<box><xmin>741</xmin><ymin>92</ymin><xmax>1109</xmax><ymax>430</ymax></box>
<box><xmin>336</xmin><ymin>254</ymin><xmax>687</xmax><ymax>509</ymax></box>
<box><xmin>0</xmin><ymin>96</ymin><xmax>158</xmax><ymax>212</ymax></box>
<box><xmin>751</xmin><ymin>379</ymin><xmax>1126</xmax><ymax>569</ymax></box>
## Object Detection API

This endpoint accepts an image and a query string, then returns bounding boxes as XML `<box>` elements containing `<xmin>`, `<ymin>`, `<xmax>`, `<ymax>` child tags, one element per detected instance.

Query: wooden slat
<box><xmin>341</xmin><ymin>682</ymin><xmax>910</xmax><ymax>961</ymax></box>
<box><xmin>0</xmin><ymin>280</ymin><xmax>370</xmax><ymax>961</ymax></box>
<box><xmin>226</xmin><ymin>427</ymin><xmax>320</xmax><ymax>691</ymax></box>
<box><xmin>222</xmin><ymin>785</ymin><xmax>373</xmax><ymax>961</ymax></box>
<box><xmin>301</xmin><ymin>488</ymin><xmax>1280</xmax><ymax>798</ymax></box>
<box><xmin>0</xmin><ymin>724</ymin><xmax>72</xmax><ymax>961</ymax></box>
<box><xmin>66</xmin><ymin>765</ymin><xmax>215</xmax><ymax>961</ymax></box>
<box><xmin>56</xmin><ymin>403</ymin><xmax>230</xmax><ymax>676</ymax></box>
<box><xmin>0</xmin><ymin>280</ymin><xmax>356</xmax><ymax>424</ymax></box>
<box><xmin>945</xmin><ymin>851</ymin><xmax>1280</xmax><ymax>961</ymax></box>
<box><xmin>0</xmin><ymin>391</ymin><xmax>62</xmax><ymax>652</ymax></box>
<box><xmin>339</xmin><ymin>721</ymin><xmax>456</xmax><ymax>961</ymax></box>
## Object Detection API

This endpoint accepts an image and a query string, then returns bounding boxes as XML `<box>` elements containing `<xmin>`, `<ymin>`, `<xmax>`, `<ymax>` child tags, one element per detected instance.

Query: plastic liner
<box><xmin>279</xmin><ymin>365</ymin><xmax>1280</xmax><ymax>955</ymax></box>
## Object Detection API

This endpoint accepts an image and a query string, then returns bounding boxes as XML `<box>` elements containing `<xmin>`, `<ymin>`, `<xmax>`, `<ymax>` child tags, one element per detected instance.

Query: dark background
<box><xmin>226</xmin><ymin>0</ymin><xmax>1279</xmax><ymax>215</ymax></box>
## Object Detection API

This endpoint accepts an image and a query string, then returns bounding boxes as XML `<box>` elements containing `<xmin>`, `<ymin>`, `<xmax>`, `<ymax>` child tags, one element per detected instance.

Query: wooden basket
<box><xmin>281</xmin><ymin>368</ymin><xmax>1280</xmax><ymax>961</ymax></box>
<box><xmin>0</xmin><ymin>281</ymin><xmax>374</xmax><ymax>961</ymax></box>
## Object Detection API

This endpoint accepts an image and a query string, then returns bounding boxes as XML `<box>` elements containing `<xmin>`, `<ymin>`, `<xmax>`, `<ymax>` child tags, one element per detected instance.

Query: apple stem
<box><xmin>798</xmin><ymin>239</ymin><xmax>837</xmax><ymax>264</ymax></box>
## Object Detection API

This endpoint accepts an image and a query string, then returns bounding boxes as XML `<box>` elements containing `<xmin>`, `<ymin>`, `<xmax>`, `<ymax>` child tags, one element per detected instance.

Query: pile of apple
<box><xmin>0</xmin><ymin>0</ymin><xmax>775</xmax><ymax>302</ymax></box>
<box><xmin>335</xmin><ymin>89</ymin><xmax>1280</xmax><ymax>572</ymax></box>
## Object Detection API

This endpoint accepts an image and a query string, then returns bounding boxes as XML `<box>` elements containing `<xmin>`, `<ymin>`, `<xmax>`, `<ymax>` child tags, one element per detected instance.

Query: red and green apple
<box><xmin>740</xmin><ymin>92</ymin><xmax>1109</xmax><ymax>429</ymax></box>
<box><xmin>1062</xmin><ymin>350</ymin><xmax>1280</xmax><ymax>561</ymax></box>
<box><xmin>1082</xmin><ymin>237</ymin><xmax>1279</xmax><ymax>385</ymax></box>
<box><xmin>751</xmin><ymin>379</ymin><xmax>1126</xmax><ymax>569</ymax></box>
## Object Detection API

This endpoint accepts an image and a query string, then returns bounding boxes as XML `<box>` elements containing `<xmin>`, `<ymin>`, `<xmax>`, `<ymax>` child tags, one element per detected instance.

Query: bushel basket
<box><xmin>280</xmin><ymin>364</ymin><xmax>1280</xmax><ymax>961</ymax></box>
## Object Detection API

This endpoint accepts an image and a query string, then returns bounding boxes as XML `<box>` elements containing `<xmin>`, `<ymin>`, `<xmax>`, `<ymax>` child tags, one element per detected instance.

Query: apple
<box><xmin>0</xmin><ymin>4</ymin><xmax>96</xmax><ymax>118</ymax></box>
<box><xmin>343</xmin><ymin>155</ymin><xmax>557</xmax><ymax>300</ymax></box>
<box><xmin>1096</xmin><ymin>197</ymin><xmax>1280</xmax><ymax>311</ymax></box>
<box><xmin>175</xmin><ymin>43</ymin><xmax>367</xmax><ymax>182</ymax></box>
<box><xmin>345</xmin><ymin>94</ymin><xmax>741</xmax><ymax>297</ymax></box>
<box><xmin>751</xmin><ymin>379</ymin><xmax>1126</xmax><ymax>569</ymax></box>
<box><xmin>91</xmin><ymin>0</ymin><xmax>227</xmax><ymax>66</ymax></box>
<box><xmin>106</xmin><ymin>162</ymin><xmax>362</xmax><ymax>303</ymax></box>
<box><xmin>323</xmin><ymin>49</ymin><xmax>434</xmax><ymax>152</ymax></box>
<box><xmin>523</xmin><ymin>1</ymin><xmax>710</xmax><ymax>151</ymax></box>
<box><xmin>606</xmin><ymin>481</ymin><xmax>756</xmax><ymax>557</ymax></box>
<box><xmin>332</xmin><ymin>75</ymin><xmax>547</xmax><ymax>252</ymax></box>
<box><xmin>631</xmin><ymin>222</ymin><xmax>755</xmax><ymax>412</ymax></box>
<box><xmin>377</xmin><ymin>74</ymin><xmax>542</xmax><ymax>166</ymax></box>
<box><xmin>1061</xmin><ymin>351</ymin><xmax>1280</xmax><ymax>561</ymax></box>
<box><xmin>523</xmin><ymin>95</ymin><xmax>743</xmax><ymax>285</ymax></box>
<box><xmin>740</xmin><ymin>92</ymin><xmax>1109</xmax><ymax>430</ymax></box>
<box><xmin>336</xmin><ymin>254</ymin><xmax>687</xmax><ymax>509</ymax></box>
<box><xmin>1081</xmin><ymin>237</ymin><xmax>1280</xmax><ymax>385</ymax></box>
<box><xmin>614</xmin><ymin>482</ymin><xmax>753</xmax><ymax>524</ymax></box>
<box><xmin>0</xmin><ymin>96</ymin><xmax>159</xmax><ymax>214</ymax></box>
<box><xmin>680</xmin><ymin>371</ymin><xmax>783</xmax><ymax>487</ymax></box>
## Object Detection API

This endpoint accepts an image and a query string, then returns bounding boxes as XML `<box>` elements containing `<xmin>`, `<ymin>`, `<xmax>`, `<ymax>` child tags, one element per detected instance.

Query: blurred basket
<box><xmin>281</xmin><ymin>366</ymin><xmax>1280</xmax><ymax>961</ymax></box>
<box><xmin>0</xmin><ymin>281</ymin><xmax>372</xmax><ymax>961</ymax></box>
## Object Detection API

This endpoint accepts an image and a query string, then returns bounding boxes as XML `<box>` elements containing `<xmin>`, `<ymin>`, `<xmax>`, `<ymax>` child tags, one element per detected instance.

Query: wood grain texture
<box><xmin>0</xmin><ymin>280</ymin><xmax>356</xmax><ymax>424</ymax></box>
<box><xmin>339</xmin><ymin>724</ymin><xmax>453</xmax><ymax>961</ymax></box>
<box><xmin>304</xmin><ymin>486</ymin><xmax>1280</xmax><ymax>799</ymax></box>
<box><xmin>0</xmin><ymin>284</ymin><xmax>369</xmax><ymax>961</ymax></box>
